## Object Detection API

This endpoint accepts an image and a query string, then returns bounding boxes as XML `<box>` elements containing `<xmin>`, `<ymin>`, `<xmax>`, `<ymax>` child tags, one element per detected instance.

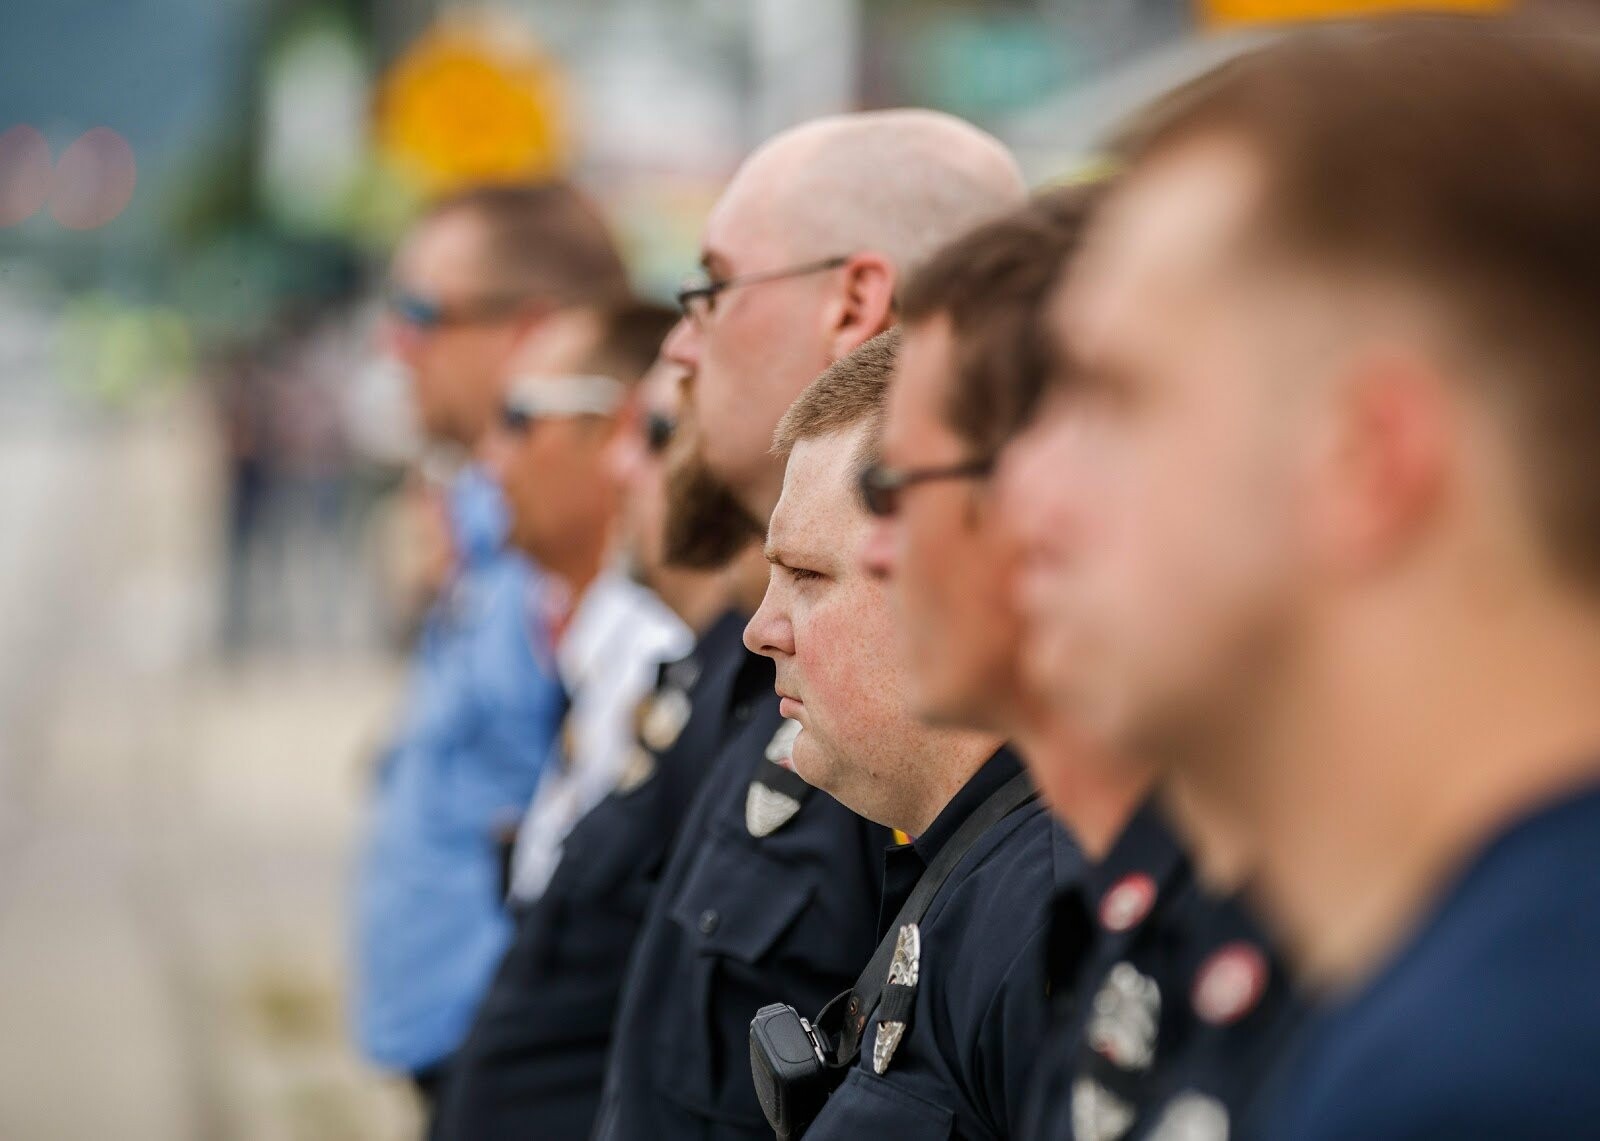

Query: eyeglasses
<box><xmin>644</xmin><ymin>410</ymin><xmax>676</xmax><ymax>455</ymax></box>
<box><xmin>675</xmin><ymin>256</ymin><xmax>850</xmax><ymax>324</ymax></box>
<box><xmin>501</xmin><ymin>374</ymin><xmax>627</xmax><ymax>432</ymax></box>
<box><xmin>387</xmin><ymin>286</ymin><xmax>536</xmax><ymax>331</ymax></box>
<box><xmin>857</xmin><ymin>458</ymin><xmax>994</xmax><ymax>518</ymax></box>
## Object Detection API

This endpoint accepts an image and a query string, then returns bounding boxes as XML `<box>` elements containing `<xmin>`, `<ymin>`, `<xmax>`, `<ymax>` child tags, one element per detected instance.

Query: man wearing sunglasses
<box><xmin>353</xmin><ymin>182</ymin><xmax>629</xmax><ymax>1111</ymax></box>
<box><xmin>595</xmin><ymin>109</ymin><xmax>1027</xmax><ymax>1141</ymax></box>
<box><xmin>438</xmin><ymin>305</ymin><xmax>768</xmax><ymax>1140</ymax></box>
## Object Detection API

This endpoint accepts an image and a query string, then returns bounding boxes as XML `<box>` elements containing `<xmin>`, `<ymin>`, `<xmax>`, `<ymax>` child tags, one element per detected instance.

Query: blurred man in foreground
<box><xmin>870</xmin><ymin>189</ymin><xmax>1298</xmax><ymax>1140</ymax></box>
<box><xmin>744</xmin><ymin>331</ymin><xmax>1053</xmax><ymax>1139</ymax></box>
<box><xmin>594</xmin><ymin>109</ymin><xmax>1027</xmax><ymax>1141</ymax></box>
<box><xmin>1018</xmin><ymin>19</ymin><xmax>1600</xmax><ymax>1138</ymax></box>
<box><xmin>436</xmin><ymin>308</ymin><xmax>754</xmax><ymax>1139</ymax></box>
<box><xmin>353</xmin><ymin>183</ymin><xmax>628</xmax><ymax>1106</ymax></box>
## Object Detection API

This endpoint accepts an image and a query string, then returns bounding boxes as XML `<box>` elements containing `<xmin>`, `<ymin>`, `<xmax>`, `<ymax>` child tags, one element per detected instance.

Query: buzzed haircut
<box><xmin>1111</xmin><ymin>19</ymin><xmax>1600</xmax><ymax>588</ymax></box>
<box><xmin>425</xmin><ymin>181</ymin><xmax>630</xmax><ymax>306</ymax></box>
<box><xmin>772</xmin><ymin>328</ymin><xmax>902</xmax><ymax>472</ymax></box>
<box><xmin>583</xmin><ymin>301</ymin><xmax>679</xmax><ymax>387</ymax></box>
<box><xmin>899</xmin><ymin>184</ymin><xmax>1099</xmax><ymax>459</ymax></box>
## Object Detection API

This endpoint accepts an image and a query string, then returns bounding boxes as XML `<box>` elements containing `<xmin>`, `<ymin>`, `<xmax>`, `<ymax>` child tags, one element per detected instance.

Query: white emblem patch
<box><xmin>1147</xmin><ymin>1093</ymin><xmax>1230</xmax><ymax>1141</ymax></box>
<box><xmin>1088</xmin><ymin>962</ymin><xmax>1162</xmax><ymax>1071</ymax></box>
<box><xmin>615</xmin><ymin>746</ymin><xmax>656</xmax><ymax>794</ymax></box>
<box><xmin>1073</xmin><ymin>1077</ymin><xmax>1136</xmax><ymax>1141</ymax></box>
<box><xmin>745</xmin><ymin>781</ymin><xmax>801</xmax><ymax>837</ymax></box>
<box><xmin>765</xmin><ymin>717</ymin><xmax>802</xmax><ymax>763</ymax></box>
<box><xmin>640</xmin><ymin>687</ymin><xmax>692</xmax><ymax>752</ymax></box>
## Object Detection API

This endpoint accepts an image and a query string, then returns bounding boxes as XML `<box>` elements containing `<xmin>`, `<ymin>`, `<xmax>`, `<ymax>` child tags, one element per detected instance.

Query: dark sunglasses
<box><xmin>644</xmin><ymin>410</ymin><xmax>676</xmax><ymax>455</ymax></box>
<box><xmin>857</xmin><ymin>457</ymin><xmax>994</xmax><ymax>518</ymax></box>
<box><xmin>387</xmin><ymin>287</ymin><xmax>533</xmax><ymax>331</ymax></box>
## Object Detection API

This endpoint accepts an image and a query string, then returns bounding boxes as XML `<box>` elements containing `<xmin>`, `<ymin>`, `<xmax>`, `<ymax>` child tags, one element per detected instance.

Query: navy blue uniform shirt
<box><xmin>1023</xmin><ymin>801</ymin><xmax>1303</xmax><ymax>1141</ymax></box>
<box><xmin>593</xmin><ymin>656</ymin><xmax>892</xmax><ymax>1141</ymax></box>
<box><xmin>806</xmin><ymin>748</ymin><xmax>1074</xmax><ymax>1141</ymax></box>
<box><xmin>433</xmin><ymin>610</ymin><xmax>753</xmax><ymax>1141</ymax></box>
<box><xmin>1264</xmin><ymin>782</ymin><xmax>1600</xmax><ymax>1141</ymax></box>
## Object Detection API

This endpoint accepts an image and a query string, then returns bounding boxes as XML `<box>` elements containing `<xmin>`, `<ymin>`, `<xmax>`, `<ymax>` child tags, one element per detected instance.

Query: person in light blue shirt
<box><xmin>354</xmin><ymin>465</ymin><xmax>565</xmax><ymax>1080</ymax></box>
<box><xmin>350</xmin><ymin>181</ymin><xmax>630</xmax><ymax>1109</ymax></box>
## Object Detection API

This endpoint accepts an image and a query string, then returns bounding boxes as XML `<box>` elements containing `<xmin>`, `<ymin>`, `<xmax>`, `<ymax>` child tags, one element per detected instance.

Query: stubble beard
<box><xmin>661</xmin><ymin>440</ymin><xmax>764</xmax><ymax>570</ymax></box>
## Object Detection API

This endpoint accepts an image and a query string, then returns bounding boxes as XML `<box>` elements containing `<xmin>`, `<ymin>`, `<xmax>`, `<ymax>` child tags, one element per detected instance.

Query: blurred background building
<box><xmin>0</xmin><ymin>0</ymin><xmax>1521</xmax><ymax>1136</ymax></box>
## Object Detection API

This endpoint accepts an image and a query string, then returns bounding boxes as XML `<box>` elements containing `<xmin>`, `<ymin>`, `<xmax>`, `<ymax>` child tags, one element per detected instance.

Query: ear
<box><xmin>821</xmin><ymin>252</ymin><xmax>897</xmax><ymax>361</ymax></box>
<box><xmin>1310</xmin><ymin>347</ymin><xmax>1452</xmax><ymax>577</ymax></box>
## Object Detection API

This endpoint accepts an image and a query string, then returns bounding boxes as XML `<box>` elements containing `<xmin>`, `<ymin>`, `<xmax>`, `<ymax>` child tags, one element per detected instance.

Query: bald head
<box><xmin>661</xmin><ymin>109</ymin><xmax>1024</xmax><ymax>557</ymax></box>
<box><xmin>719</xmin><ymin>110</ymin><xmax>1027</xmax><ymax>277</ymax></box>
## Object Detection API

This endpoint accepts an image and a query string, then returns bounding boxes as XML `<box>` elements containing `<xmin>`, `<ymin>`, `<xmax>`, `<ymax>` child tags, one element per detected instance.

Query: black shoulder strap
<box><xmin>831</xmin><ymin>770</ymin><xmax>1038</xmax><ymax>1063</ymax></box>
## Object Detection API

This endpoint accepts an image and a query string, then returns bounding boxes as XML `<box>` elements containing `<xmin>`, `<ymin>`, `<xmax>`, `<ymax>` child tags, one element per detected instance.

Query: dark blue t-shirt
<box><xmin>1265</xmin><ymin>783</ymin><xmax>1600</xmax><ymax>1140</ymax></box>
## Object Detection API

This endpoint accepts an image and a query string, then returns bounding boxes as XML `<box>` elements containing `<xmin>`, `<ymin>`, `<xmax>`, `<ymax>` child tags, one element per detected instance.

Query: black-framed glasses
<box><xmin>644</xmin><ymin>410</ymin><xmax>676</xmax><ymax>455</ymax></box>
<box><xmin>857</xmin><ymin>458</ymin><xmax>994</xmax><ymax>518</ymax></box>
<box><xmin>387</xmin><ymin>286</ymin><xmax>536</xmax><ymax>331</ymax></box>
<box><xmin>675</xmin><ymin>255</ymin><xmax>850</xmax><ymax>323</ymax></box>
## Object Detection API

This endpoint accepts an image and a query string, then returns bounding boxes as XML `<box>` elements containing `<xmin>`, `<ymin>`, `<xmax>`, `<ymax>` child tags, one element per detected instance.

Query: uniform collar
<box><xmin>912</xmin><ymin>745</ymin><xmax>1025</xmax><ymax>867</ymax></box>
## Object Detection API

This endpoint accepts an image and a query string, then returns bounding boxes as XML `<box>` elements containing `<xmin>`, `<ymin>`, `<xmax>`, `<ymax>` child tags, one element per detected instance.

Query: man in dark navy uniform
<box><xmin>742</xmin><ymin>332</ymin><xmax>1054</xmax><ymax>1140</ymax></box>
<box><xmin>432</xmin><ymin>347</ymin><xmax>769</xmax><ymax>1139</ymax></box>
<box><xmin>880</xmin><ymin>189</ymin><xmax>1301</xmax><ymax>1140</ymax></box>
<box><xmin>1007</xmin><ymin>19</ymin><xmax>1600</xmax><ymax>1140</ymax></box>
<box><xmin>593</xmin><ymin>109</ymin><xmax>1028</xmax><ymax>1141</ymax></box>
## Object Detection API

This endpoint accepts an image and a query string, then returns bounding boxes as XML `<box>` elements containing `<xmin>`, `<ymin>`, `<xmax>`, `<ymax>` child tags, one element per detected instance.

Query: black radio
<box><xmin>749</xmin><ymin>1003</ymin><xmax>839</xmax><ymax>1139</ymax></box>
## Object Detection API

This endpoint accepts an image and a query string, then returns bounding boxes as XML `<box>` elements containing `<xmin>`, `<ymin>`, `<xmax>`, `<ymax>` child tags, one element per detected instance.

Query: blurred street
<box><xmin>0</xmin><ymin>346</ymin><xmax>413</xmax><ymax>1139</ymax></box>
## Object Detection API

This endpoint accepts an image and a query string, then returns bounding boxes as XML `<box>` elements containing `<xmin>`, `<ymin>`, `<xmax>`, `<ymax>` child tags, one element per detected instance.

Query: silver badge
<box><xmin>1073</xmin><ymin>1077</ymin><xmax>1136</xmax><ymax>1141</ymax></box>
<box><xmin>872</xmin><ymin>923</ymin><xmax>921</xmax><ymax>1074</ymax></box>
<box><xmin>639</xmin><ymin>687</ymin><xmax>692</xmax><ymax>753</ymax></box>
<box><xmin>1147</xmin><ymin>1093</ymin><xmax>1230</xmax><ymax>1141</ymax></box>
<box><xmin>615</xmin><ymin>746</ymin><xmax>656</xmax><ymax>794</ymax></box>
<box><xmin>1088</xmin><ymin>962</ymin><xmax>1162</xmax><ymax>1072</ymax></box>
<box><xmin>765</xmin><ymin>717</ymin><xmax>802</xmax><ymax>763</ymax></box>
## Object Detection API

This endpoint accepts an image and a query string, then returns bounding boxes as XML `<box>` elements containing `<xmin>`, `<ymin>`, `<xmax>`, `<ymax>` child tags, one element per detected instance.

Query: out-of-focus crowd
<box><xmin>345</xmin><ymin>14</ymin><xmax>1600</xmax><ymax>1141</ymax></box>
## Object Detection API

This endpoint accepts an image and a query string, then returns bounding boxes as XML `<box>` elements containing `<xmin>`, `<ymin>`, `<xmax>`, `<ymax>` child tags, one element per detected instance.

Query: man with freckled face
<box><xmin>594</xmin><ymin>109</ymin><xmax>1027</xmax><ymax>1141</ymax></box>
<box><xmin>744</xmin><ymin>331</ymin><xmax>1054</xmax><ymax>1140</ymax></box>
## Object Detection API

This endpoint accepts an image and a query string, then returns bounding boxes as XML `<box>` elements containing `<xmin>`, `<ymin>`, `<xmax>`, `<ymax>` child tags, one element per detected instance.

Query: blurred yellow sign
<box><xmin>376</xmin><ymin>12</ymin><xmax>568</xmax><ymax>193</ymax></box>
<box><xmin>1202</xmin><ymin>0</ymin><xmax>1510</xmax><ymax>26</ymax></box>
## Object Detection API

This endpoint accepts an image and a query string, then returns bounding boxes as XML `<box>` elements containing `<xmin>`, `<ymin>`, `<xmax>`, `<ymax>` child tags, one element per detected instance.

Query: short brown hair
<box><xmin>584</xmin><ymin>302</ymin><xmax>679</xmax><ymax>387</ymax></box>
<box><xmin>1112</xmin><ymin>18</ymin><xmax>1600</xmax><ymax>587</ymax></box>
<box><xmin>425</xmin><ymin>181</ymin><xmax>630</xmax><ymax>306</ymax></box>
<box><xmin>899</xmin><ymin>185</ymin><xmax>1099</xmax><ymax>458</ymax></box>
<box><xmin>772</xmin><ymin>328</ymin><xmax>902</xmax><ymax>469</ymax></box>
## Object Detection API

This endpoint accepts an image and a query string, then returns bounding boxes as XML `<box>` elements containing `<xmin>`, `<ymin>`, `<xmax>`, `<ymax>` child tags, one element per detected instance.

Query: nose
<box><xmin>661</xmin><ymin>316</ymin><xmax>700</xmax><ymax>371</ymax></box>
<box><xmin>742</xmin><ymin>571</ymin><xmax>794</xmax><ymax>660</ymax></box>
<box><xmin>379</xmin><ymin>313</ymin><xmax>421</xmax><ymax>363</ymax></box>
<box><xmin>479</xmin><ymin>425</ymin><xmax>517</xmax><ymax>484</ymax></box>
<box><xmin>605</xmin><ymin>405</ymin><xmax>646</xmax><ymax>489</ymax></box>
<box><xmin>858</xmin><ymin>515</ymin><xmax>896</xmax><ymax>583</ymax></box>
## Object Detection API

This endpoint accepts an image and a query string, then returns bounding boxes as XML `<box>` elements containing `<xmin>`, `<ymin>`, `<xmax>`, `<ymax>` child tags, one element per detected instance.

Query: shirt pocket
<box><xmin>810</xmin><ymin>1067</ymin><xmax>956</xmax><ymax>1140</ymax></box>
<box><xmin>654</xmin><ymin>831</ymin><xmax>817</xmax><ymax>1125</ymax></box>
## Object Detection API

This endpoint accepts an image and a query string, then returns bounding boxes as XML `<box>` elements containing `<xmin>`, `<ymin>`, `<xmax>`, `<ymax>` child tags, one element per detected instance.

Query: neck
<box><xmin>1222</xmin><ymin>590</ymin><xmax>1600</xmax><ymax>993</ymax></box>
<box><xmin>1011</xmin><ymin>697</ymin><xmax>1152</xmax><ymax>859</ymax></box>
<box><xmin>651</xmin><ymin>566</ymin><xmax>736</xmax><ymax>635</ymax></box>
<box><xmin>905</xmin><ymin>731</ymin><xmax>1009</xmax><ymax>837</ymax></box>
<box><xmin>543</xmin><ymin>526</ymin><xmax>610</xmax><ymax>603</ymax></box>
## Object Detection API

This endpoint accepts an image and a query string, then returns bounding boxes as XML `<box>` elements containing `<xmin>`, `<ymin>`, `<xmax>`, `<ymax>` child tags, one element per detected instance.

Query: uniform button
<box><xmin>698</xmin><ymin>909</ymin><xmax>720</xmax><ymax>935</ymax></box>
